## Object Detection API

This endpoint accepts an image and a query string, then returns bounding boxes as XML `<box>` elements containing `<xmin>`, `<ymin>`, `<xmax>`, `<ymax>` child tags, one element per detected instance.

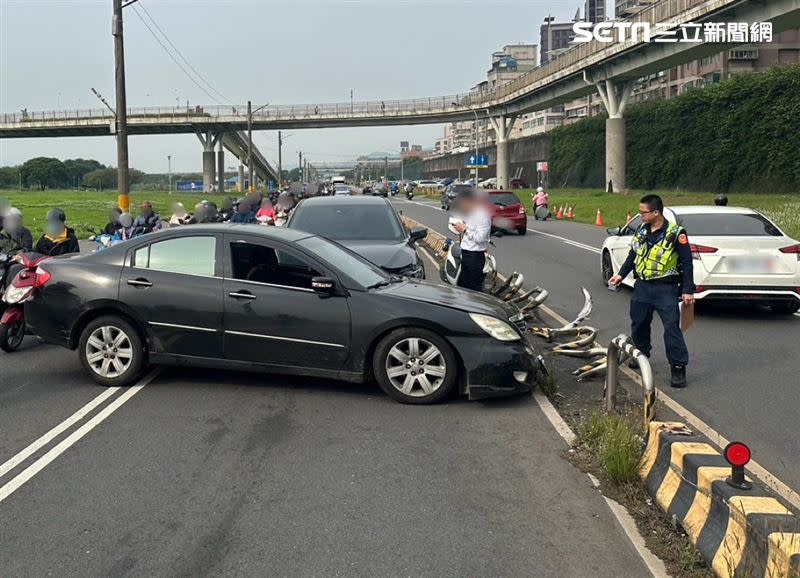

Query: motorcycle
<box><xmin>405</xmin><ymin>185</ymin><xmax>414</xmax><ymax>200</ymax></box>
<box><xmin>1</xmin><ymin>252</ymin><xmax>50</xmax><ymax>352</ymax></box>
<box><xmin>439</xmin><ymin>237</ymin><xmax>499</xmax><ymax>293</ymax></box>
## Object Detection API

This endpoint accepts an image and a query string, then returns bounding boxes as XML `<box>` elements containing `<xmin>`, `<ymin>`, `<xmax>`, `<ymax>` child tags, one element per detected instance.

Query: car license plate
<box><xmin>726</xmin><ymin>256</ymin><xmax>774</xmax><ymax>273</ymax></box>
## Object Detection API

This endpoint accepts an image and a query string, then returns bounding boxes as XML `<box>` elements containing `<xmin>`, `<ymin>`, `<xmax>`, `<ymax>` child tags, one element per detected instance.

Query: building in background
<box><xmin>540</xmin><ymin>17</ymin><xmax>577</xmax><ymax>64</ymax></box>
<box><xmin>584</xmin><ymin>0</ymin><xmax>606</xmax><ymax>23</ymax></box>
<box><xmin>615</xmin><ymin>0</ymin><xmax>658</xmax><ymax>18</ymax></box>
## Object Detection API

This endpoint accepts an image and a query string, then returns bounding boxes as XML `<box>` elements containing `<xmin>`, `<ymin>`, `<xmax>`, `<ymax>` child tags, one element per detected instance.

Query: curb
<box><xmin>640</xmin><ymin>422</ymin><xmax>800</xmax><ymax>578</ymax></box>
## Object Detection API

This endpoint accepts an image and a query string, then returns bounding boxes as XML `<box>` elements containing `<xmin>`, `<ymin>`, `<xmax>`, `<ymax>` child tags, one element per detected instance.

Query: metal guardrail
<box><xmin>605</xmin><ymin>334</ymin><xmax>656</xmax><ymax>426</ymax></box>
<box><xmin>0</xmin><ymin>0</ymin><xmax>738</xmax><ymax>126</ymax></box>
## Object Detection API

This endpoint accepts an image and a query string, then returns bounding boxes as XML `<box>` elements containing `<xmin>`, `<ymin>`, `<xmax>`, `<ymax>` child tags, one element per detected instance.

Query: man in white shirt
<box><xmin>452</xmin><ymin>188</ymin><xmax>491</xmax><ymax>291</ymax></box>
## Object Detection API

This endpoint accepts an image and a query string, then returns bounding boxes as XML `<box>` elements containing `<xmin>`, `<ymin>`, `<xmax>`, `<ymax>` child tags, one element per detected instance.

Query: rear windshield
<box><xmin>489</xmin><ymin>192</ymin><xmax>521</xmax><ymax>206</ymax></box>
<box><xmin>290</xmin><ymin>204</ymin><xmax>405</xmax><ymax>241</ymax></box>
<box><xmin>678</xmin><ymin>213</ymin><xmax>782</xmax><ymax>236</ymax></box>
<box><xmin>451</xmin><ymin>185</ymin><xmax>474</xmax><ymax>194</ymax></box>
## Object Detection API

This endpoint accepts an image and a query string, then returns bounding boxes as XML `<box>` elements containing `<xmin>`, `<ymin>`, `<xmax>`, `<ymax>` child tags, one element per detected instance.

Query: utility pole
<box><xmin>167</xmin><ymin>155</ymin><xmax>172</xmax><ymax>193</ymax></box>
<box><xmin>400</xmin><ymin>156</ymin><xmax>404</xmax><ymax>182</ymax></box>
<box><xmin>113</xmin><ymin>0</ymin><xmax>131</xmax><ymax>212</ymax></box>
<box><xmin>247</xmin><ymin>100</ymin><xmax>253</xmax><ymax>192</ymax></box>
<box><xmin>298</xmin><ymin>151</ymin><xmax>303</xmax><ymax>181</ymax></box>
<box><xmin>277</xmin><ymin>130</ymin><xmax>283</xmax><ymax>189</ymax></box>
<box><xmin>384</xmin><ymin>156</ymin><xmax>388</xmax><ymax>182</ymax></box>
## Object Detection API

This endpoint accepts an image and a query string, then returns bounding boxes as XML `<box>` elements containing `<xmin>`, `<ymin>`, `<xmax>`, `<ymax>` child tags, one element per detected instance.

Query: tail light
<box><xmin>779</xmin><ymin>244</ymin><xmax>800</xmax><ymax>260</ymax></box>
<box><xmin>34</xmin><ymin>266</ymin><xmax>52</xmax><ymax>289</ymax></box>
<box><xmin>690</xmin><ymin>244</ymin><xmax>717</xmax><ymax>260</ymax></box>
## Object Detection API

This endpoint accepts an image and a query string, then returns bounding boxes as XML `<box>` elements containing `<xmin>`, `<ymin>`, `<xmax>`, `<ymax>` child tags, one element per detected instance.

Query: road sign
<box><xmin>537</xmin><ymin>161</ymin><xmax>549</xmax><ymax>172</ymax></box>
<box><xmin>466</xmin><ymin>154</ymin><xmax>489</xmax><ymax>168</ymax></box>
<box><xmin>176</xmin><ymin>180</ymin><xmax>205</xmax><ymax>191</ymax></box>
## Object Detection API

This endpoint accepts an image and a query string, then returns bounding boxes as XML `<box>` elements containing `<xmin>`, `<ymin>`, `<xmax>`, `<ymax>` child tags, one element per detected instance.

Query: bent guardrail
<box><xmin>605</xmin><ymin>334</ymin><xmax>655</xmax><ymax>426</ymax></box>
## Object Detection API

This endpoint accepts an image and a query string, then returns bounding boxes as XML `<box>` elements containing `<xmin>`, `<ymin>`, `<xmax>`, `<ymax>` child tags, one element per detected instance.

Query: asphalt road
<box><xmin>1</xmin><ymin>308</ymin><xmax>651</xmax><ymax>573</ymax></box>
<box><xmin>393</xmin><ymin>196</ymin><xmax>800</xmax><ymax>494</ymax></box>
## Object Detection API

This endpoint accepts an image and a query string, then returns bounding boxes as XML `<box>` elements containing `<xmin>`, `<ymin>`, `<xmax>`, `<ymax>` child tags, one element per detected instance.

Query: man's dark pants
<box><xmin>630</xmin><ymin>280</ymin><xmax>689</xmax><ymax>366</ymax></box>
<box><xmin>458</xmin><ymin>250</ymin><xmax>486</xmax><ymax>292</ymax></box>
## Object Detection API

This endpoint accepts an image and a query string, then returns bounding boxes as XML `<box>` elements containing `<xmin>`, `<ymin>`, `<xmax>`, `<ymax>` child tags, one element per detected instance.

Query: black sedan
<box><xmin>25</xmin><ymin>225</ymin><xmax>540</xmax><ymax>404</ymax></box>
<box><xmin>287</xmin><ymin>196</ymin><xmax>427</xmax><ymax>279</ymax></box>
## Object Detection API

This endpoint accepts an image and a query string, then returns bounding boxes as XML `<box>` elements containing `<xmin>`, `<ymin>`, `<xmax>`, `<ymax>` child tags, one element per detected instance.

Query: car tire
<box><xmin>601</xmin><ymin>251</ymin><xmax>614</xmax><ymax>284</ymax></box>
<box><xmin>517</xmin><ymin>227</ymin><xmax>527</xmax><ymax>236</ymax></box>
<box><xmin>78</xmin><ymin>316</ymin><xmax>146</xmax><ymax>387</ymax></box>
<box><xmin>0</xmin><ymin>319</ymin><xmax>25</xmax><ymax>352</ymax></box>
<box><xmin>769</xmin><ymin>301</ymin><xmax>800</xmax><ymax>315</ymax></box>
<box><xmin>373</xmin><ymin>328</ymin><xmax>458</xmax><ymax>404</ymax></box>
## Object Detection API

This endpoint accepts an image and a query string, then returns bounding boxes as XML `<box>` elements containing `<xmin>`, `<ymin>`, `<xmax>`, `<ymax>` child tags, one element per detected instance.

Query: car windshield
<box><xmin>451</xmin><ymin>185</ymin><xmax>474</xmax><ymax>195</ymax></box>
<box><xmin>678</xmin><ymin>213</ymin><xmax>783</xmax><ymax>236</ymax></box>
<box><xmin>298</xmin><ymin>236</ymin><xmax>389</xmax><ymax>289</ymax></box>
<box><xmin>291</xmin><ymin>204</ymin><xmax>405</xmax><ymax>242</ymax></box>
<box><xmin>490</xmin><ymin>193</ymin><xmax>521</xmax><ymax>206</ymax></box>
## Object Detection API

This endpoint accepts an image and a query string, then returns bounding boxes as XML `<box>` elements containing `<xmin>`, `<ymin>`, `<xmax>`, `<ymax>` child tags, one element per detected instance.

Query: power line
<box><xmin>130</xmin><ymin>4</ymin><xmax>227</xmax><ymax>105</ymax></box>
<box><xmin>136</xmin><ymin>1</ymin><xmax>230</xmax><ymax>104</ymax></box>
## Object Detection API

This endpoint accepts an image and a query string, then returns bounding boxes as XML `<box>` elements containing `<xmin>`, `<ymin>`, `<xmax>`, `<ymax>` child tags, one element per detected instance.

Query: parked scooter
<box><xmin>439</xmin><ymin>237</ymin><xmax>498</xmax><ymax>292</ymax></box>
<box><xmin>0</xmin><ymin>252</ymin><xmax>50</xmax><ymax>352</ymax></box>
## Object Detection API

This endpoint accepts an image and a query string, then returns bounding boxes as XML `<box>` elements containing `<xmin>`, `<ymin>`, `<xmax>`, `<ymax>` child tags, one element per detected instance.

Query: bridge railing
<box><xmin>1</xmin><ymin>0</ymin><xmax>730</xmax><ymax>125</ymax></box>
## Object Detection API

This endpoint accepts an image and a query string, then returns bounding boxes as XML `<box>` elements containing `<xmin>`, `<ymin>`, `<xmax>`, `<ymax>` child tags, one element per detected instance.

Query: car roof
<box><xmin>668</xmin><ymin>206</ymin><xmax>758</xmax><ymax>215</ymax></box>
<box><xmin>299</xmin><ymin>195</ymin><xmax>389</xmax><ymax>206</ymax></box>
<box><xmin>486</xmin><ymin>189</ymin><xmax>518</xmax><ymax>194</ymax></box>
<box><xmin>146</xmin><ymin>223</ymin><xmax>313</xmax><ymax>242</ymax></box>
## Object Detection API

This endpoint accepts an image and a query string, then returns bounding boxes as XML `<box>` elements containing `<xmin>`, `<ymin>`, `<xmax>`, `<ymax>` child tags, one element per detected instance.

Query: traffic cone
<box><xmin>625</xmin><ymin>209</ymin><xmax>632</xmax><ymax>222</ymax></box>
<box><xmin>595</xmin><ymin>209</ymin><xmax>604</xmax><ymax>227</ymax></box>
<box><xmin>556</xmin><ymin>205</ymin><xmax>564</xmax><ymax>219</ymax></box>
<box><xmin>567</xmin><ymin>205</ymin><xmax>574</xmax><ymax>219</ymax></box>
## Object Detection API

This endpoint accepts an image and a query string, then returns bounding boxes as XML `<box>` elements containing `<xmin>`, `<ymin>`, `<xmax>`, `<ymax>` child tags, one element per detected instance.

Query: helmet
<box><xmin>537</xmin><ymin>187</ymin><xmax>545</xmax><ymax>193</ymax></box>
<box><xmin>714</xmin><ymin>193</ymin><xmax>728</xmax><ymax>206</ymax></box>
<box><xmin>119</xmin><ymin>212</ymin><xmax>134</xmax><ymax>228</ymax></box>
<box><xmin>7</xmin><ymin>207</ymin><xmax>22</xmax><ymax>219</ymax></box>
<box><xmin>46</xmin><ymin>208</ymin><xmax>66</xmax><ymax>223</ymax></box>
<box><xmin>221</xmin><ymin>197</ymin><xmax>234</xmax><ymax>210</ymax></box>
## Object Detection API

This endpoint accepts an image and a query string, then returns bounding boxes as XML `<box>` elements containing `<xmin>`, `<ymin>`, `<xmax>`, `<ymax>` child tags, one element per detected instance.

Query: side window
<box><xmin>623</xmin><ymin>216</ymin><xmax>642</xmax><ymax>235</ymax></box>
<box><xmin>136</xmin><ymin>236</ymin><xmax>217</xmax><ymax>276</ymax></box>
<box><xmin>229</xmin><ymin>242</ymin><xmax>320</xmax><ymax>290</ymax></box>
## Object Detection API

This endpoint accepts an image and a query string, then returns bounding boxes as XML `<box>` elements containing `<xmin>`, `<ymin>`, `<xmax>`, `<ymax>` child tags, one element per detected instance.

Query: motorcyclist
<box><xmin>169</xmin><ymin>202</ymin><xmax>190</xmax><ymax>226</ymax></box>
<box><xmin>103</xmin><ymin>207</ymin><xmax>123</xmax><ymax>235</ymax></box>
<box><xmin>132</xmin><ymin>201</ymin><xmax>164</xmax><ymax>233</ymax></box>
<box><xmin>219</xmin><ymin>197</ymin><xmax>235</xmax><ymax>222</ymax></box>
<box><xmin>256</xmin><ymin>198</ymin><xmax>276</xmax><ymax>225</ymax></box>
<box><xmin>0</xmin><ymin>208</ymin><xmax>34</xmax><ymax>257</ymax></box>
<box><xmin>274</xmin><ymin>191</ymin><xmax>296</xmax><ymax>226</ymax></box>
<box><xmin>34</xmin><ymin>208</ymin><xmax>79</xmax><ymax>256</ymax></box>
<box><xmin>714</xmin><ymin>193</ymin><xmax>728</xmax><ymax>207</ymax></box>
<box><xmin>196</xmin><ymin>201</ymin><xmax>218</xmax><ymax>223</ymax></box>
<box><xmin>118</xmin><ymin>212</ymin><xmax>138</xmax><ymax>240</ymax></box>
<box><xmin>533</xmin><ymin>187</ymin><xmax>549</xmax><ymax>209</ymax></box>
<box><xmin>231</xmin><ymin>198</ymin><xmax>257</xmax><ymax>224</ymax></box>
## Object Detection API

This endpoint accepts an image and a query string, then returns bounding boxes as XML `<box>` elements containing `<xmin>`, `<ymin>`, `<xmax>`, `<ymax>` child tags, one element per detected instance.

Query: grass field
<box><xmin>422</xmin><ymin>187</ymin><xmax>800</xmax><ymax>240</ymax></box>
<box><xmin>2</xmin><ymin>188</ymin><xmax>799</xmax><ymax>240</ymax></box>
<box><xmin>0</xmin><ymin>190</ymin><xmax>221</xmax><ymax>238</ymax></box>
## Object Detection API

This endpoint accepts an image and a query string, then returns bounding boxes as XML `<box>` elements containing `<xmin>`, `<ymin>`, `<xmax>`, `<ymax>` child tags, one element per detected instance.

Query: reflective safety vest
<box><xmin>631</xmin><ymin>222</ymin><xmax>684</xmax><ymax>281</ymax></box>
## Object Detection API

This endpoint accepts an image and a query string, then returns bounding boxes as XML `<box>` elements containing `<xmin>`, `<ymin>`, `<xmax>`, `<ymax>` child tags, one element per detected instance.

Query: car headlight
<box><xmin>469</xmin><ymin>313</ymin><xmax>520</xmax><ymax>342</ymax></box>
<box><xmin>398</xmin><ymin>263</ymin><xmax>424</xmax><ymax>278</ymax></box>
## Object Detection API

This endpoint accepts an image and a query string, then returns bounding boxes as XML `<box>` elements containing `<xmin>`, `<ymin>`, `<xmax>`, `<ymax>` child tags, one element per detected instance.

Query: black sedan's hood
<box><xmin>339</xmin><ymin>240</ymin><xmax>416</xmax><ymax>271</ymax></box>
<box><xmin>382</xmin><ymin>279</ymin><xmax>519</xmax><ymax>318</ymax></box>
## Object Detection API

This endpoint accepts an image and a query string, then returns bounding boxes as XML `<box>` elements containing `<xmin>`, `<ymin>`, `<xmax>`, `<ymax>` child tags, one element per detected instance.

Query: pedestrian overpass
<box><xmin>2</xmin><ymin>0</ymin><xmax>799</xmax><ymax>191</ymax></box>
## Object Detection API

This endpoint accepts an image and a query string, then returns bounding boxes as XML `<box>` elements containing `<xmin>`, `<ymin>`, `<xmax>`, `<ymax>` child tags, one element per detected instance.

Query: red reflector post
<box><xmin>724</xmin><ymin>441</ymin><xmax>752</xmax><ymax>490</ymax></box>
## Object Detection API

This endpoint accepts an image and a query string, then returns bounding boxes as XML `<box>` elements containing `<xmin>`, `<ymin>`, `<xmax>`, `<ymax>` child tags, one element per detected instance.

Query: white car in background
<box><xmin>415</xmin><ymin>179</ymin><xmax>443</xmax><ymax>189</ymax></box>
<box><xmin>601</xmin><ymin>206</ymin><xmax>800</xmax><ymax>314</ymax></box>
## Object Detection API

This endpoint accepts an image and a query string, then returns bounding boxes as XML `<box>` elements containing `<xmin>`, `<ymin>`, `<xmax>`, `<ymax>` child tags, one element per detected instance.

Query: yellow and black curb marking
<box><xmin>641</xmin><ymin>422</ymin><xmax>800</xmax><ymax>577</ymax></box>
<box><xmin>400</xmin><ymin>215</ymin><xmax>448</xmax><ymax>260</ymax></box>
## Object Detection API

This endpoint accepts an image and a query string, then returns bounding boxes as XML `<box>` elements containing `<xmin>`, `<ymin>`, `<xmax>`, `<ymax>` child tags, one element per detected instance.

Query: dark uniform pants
<box><xmin>630</xmin><ymin>280</ymin><xmax>689</xmax><ymax>366</ymax></box>
<box><xmin>458</xmin><ymin>250</ymin><xmax>486</xmax><ymax>292</ymax></box>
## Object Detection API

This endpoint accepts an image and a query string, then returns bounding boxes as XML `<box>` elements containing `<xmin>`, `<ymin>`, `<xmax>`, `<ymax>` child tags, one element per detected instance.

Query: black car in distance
<box><xmin>25</xmin><ymin>225</ymin><xmax>541</xmax><ymax>404</ymax></box>
<box><xmin>287</xmin><ymin>196</ymin><xmax>427</xmax><ymax>279</ymax></box>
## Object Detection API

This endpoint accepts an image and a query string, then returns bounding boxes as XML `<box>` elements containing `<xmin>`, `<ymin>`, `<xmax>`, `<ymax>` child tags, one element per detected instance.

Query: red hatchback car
<box><xmin>486</xmin><ymin>190</ymin><xmax>528</xmax><ymax>235</ymax></box>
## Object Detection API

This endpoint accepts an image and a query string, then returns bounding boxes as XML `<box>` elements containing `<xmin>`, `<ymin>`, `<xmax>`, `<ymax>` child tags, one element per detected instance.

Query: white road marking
<box><xmin>532</xmin><ymin>390</ymin><xmax>576</xmax><ymax>446</ymax></box>
<box><xmin>603</xmin><ymin>495</ymin><xmax>670</xmax><ymax>578</ymax></box>
<box><xmin>0</xmin><ymin>368</ymin><xmax>161</xmax><ymax>504</ymax></box>
<box><xmin>412</xmin><ymin>209</ymin><xmax>800</xmax><ymax>511</ymax></box>
<box><xmin>0</xmin><ymin>387</ymin><xmax>121</xmax><ymax>479</ymax></box>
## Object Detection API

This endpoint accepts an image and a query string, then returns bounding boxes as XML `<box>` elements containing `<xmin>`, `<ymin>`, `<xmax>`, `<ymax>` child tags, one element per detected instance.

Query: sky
<box><xmin>0</xmin><ymin>0</ymin><xmax>584</xmax><ymax>173</ymax></box>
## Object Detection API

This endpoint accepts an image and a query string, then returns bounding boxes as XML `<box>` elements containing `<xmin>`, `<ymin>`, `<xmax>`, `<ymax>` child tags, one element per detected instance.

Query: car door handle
<box><xmin>127</xmin><ymin>278</ymin><xmax>153</xmax><ymax>287</ymax></box>
<box><xmin>229</xmin><ymin>291</ymin><xmax>256</xmax><ymax>300</ymax></box>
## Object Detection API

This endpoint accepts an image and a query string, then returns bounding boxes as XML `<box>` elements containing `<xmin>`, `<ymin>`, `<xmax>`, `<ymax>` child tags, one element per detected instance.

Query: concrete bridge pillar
<box><xmin>217</xmin><ymin>139</ymin><xmax>225</xmax><ymax>195</ymax></box>
<box><xmin>594</xmin><ymin>79</ymin><xmax>633</xmax><ymax>193</ymax></box>
<box><xmin>196</xmin><ymin>130</ymin><xmax>221</xmax><ymax>194</ymax></box>
<box><xmin>490</xmin><ymin>114</ymin><xmax>516</xmax><ymax>190</ymax></box>
<box><xmin>238</xmin><ymin>162</ymin><xmax>245</xmax><ymax>192</ymax></box>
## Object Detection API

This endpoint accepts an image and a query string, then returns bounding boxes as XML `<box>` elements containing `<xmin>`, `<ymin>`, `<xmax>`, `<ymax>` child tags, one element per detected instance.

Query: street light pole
<box><xmin>167</xmin><ymin>155</ymin><xmax>172</xmax><ymax>193</ymax></box>
<box><xmin>472</xmin><ymin>109</ymin><xmax>479</xmax><ymax>186</ymax></box>
<box><xmin>113</xmin><ymin>0</ymin><xmax>132</xmax><ymax>213</ymax></box>
<box><xmin>277</xmin><ymin>130</ymin><xmax>283</xmax><ymax>189</ymax></box>
<box><xmin>247</xmin><ymin>100</ymin><xmax>253</xmax><ymax>192</ymax></box>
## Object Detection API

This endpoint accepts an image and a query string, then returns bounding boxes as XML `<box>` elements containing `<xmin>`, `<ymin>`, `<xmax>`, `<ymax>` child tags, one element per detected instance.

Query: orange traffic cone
<box><xmin>567</xmin><ymin>205</ymin><xmax>574</xmax><ymax>219</ymax></box>
<box><xmin>625</xmin><ymin>209</ymin><xmax>632</xmax><ymax>222</ymax></box>
<box><xmin>595</xmin><ymin>209</ymin><xmax>604</xmax><ymax>227</ymax></box>
<box><xmin>556</xmin><ymin>205</ymin><xmax>564</xmax><ymax>220</ymax></box>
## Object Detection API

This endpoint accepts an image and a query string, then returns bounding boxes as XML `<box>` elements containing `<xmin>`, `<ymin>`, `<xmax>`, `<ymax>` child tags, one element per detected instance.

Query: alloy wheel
<box><xmin>85</xmin><ymin>325</ymin><xmax>134</xmax><ymax>379</ymax></box>
<box><xmin>385</xmin><ymin>337</ymin><xmax>447</xmax><ymax>397</ymax></box>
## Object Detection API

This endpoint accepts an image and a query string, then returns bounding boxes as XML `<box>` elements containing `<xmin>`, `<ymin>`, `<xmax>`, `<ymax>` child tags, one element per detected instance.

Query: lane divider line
<box><xmin>410</xmin><ymin>211</ymin><xmax>800</xmax><ymax>512</ymax></box>
<box><xmin>0</xmin><ymin>368</ymin><xmax>162</xmax><ymax>504</ymax></box>
<box><xmin>0</xmin><ymin>387</ymin><xmax>121</xmax><ymax>479</ymax></box>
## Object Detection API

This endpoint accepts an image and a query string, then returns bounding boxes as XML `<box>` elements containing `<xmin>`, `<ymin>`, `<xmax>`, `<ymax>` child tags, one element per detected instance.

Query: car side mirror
<box><xmin>311</xmin><ymin>276</ymin><xmax>336</xmax><ymax>294</ymax></box>
<box><xmin>606</xmin><ymin>226</ymin><xmax>621</xmax><ymax>236</ymax></box>
<box><xmin>409</xmin><ymin>226</ymin><xmax>427</xmax><ymax>243</ymax></box>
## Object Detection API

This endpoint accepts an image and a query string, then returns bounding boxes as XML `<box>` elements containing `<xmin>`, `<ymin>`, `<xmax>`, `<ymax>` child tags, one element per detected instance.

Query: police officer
<box><xmin>452</xmin><ymin>187</ymin><xmax>491</xmax><ymax>291</ymax></box>
<box><xmin>608</xmin><ymin>194</ymin><xmax>694</xmax><ymax>388</ymax></box>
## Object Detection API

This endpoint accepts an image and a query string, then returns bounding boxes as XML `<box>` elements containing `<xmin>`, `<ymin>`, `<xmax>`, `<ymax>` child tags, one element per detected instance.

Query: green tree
<box><xmin>63</xmin><ymin>158</ymin><xmax>105</xmax><ymax>188</ymax></box>
<box><xmin>20</xmin><ymin>157</ymin><xmax>68</xmax><ymax>190</ymax></box>
<box><xmin>83</xmin><ymin>167</ymin><xmax>145</xmax><ymax>189</ymax></box>
<box><xmin>0</xmin><ymin>165</ymin><xmax>20</xmax><ymax>189</ymax></box>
